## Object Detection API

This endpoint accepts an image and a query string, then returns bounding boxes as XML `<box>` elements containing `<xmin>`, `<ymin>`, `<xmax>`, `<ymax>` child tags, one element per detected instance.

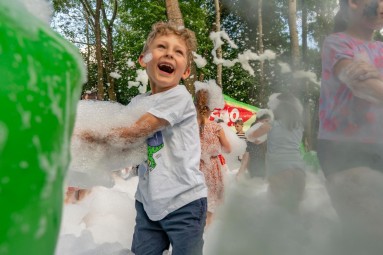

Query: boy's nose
<box><xmin>165</xmin><ymin>50</ymin><xmax>174</xmax><ymax>58</ymax></box>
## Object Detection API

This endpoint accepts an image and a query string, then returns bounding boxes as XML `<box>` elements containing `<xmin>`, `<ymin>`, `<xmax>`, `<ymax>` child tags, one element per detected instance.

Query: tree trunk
<box><xmin>214</xmin><ymin>0</ymin><xmax>222</xmax><ymax>87</ymax></box>
<box><xmin>288</xmin><ymin>0</ymin><xmax>300</xmax><ymax>70</ymax></box>
<box><xmin>85</xmin><ymin>12</ymin><xmax>91</xmax><ymax>87</ymax></box>
<box><xmin>257</xmin><ymin>0</ymin><xmax>265</xmax><ymax>107</ymax></box>
<box><xmin>165</xmin><ymin>0</ymin><xmax>196</xmax><ymax>95</ymax></box>
<box><xmin>102</xmin><ymin>0</ymin><xmax>118</xmax><ymax>101</ymax></box>
<box><xmin>301</xmin><ymin>0</ymin><xmax>313</xmax><ymax>150</ymax></box>
<box><xmin>301</xmin><ymin>0</ymin><xmax>308</xmax><ymax>69</ymax></box>
<box><xmin>94</xmin><ymin>0</ymin><xmax>104</xmax><ymax>100</ymax></box>
<box><xmin>165</xmin><ymin>0</ymin><xmax>183</xmax><ymax>26</ymax></box>
<box><xmin>80</xmin><ymin>0</ymin><xmax>104</xmax><ymax>100</ymax></box>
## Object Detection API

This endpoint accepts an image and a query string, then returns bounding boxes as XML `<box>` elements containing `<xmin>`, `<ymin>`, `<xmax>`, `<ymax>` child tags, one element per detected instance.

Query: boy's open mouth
<box><xmin>158</xmin><ymin>63</ymin><xmax>174</xmax><ymax>74</ymax></box>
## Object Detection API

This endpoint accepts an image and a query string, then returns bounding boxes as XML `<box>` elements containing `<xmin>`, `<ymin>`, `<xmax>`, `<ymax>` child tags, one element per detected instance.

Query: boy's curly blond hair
<box><xmin>142</xmin><ymin>21</ymin><xmax>197</xmax><ymax>68</ymax></box>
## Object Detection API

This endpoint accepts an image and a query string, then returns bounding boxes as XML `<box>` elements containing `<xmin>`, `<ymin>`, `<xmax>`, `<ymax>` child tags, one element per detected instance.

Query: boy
<box><xmin>82</xmin><ymin>21</ymin><xmax>207</xmax><ymax>255</ymax></box>
<box><xmin>234</xmin><ymin>119</ymin><xmax>246</xmax><ymax>140</ymax></box>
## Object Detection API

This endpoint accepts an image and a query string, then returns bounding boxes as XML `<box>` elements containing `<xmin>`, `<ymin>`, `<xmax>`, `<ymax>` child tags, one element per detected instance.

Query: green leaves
<box><xmin>51</xmin><ymin>0</ymin><xmax>337</xmax><ymax>107</ymax></box>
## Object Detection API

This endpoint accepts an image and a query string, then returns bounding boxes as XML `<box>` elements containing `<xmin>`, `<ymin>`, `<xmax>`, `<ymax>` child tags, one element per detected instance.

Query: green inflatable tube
<box><xmin>0</xmin><ymin>1</ymin><xmax>85</xmax><ymax>254</ymax></box>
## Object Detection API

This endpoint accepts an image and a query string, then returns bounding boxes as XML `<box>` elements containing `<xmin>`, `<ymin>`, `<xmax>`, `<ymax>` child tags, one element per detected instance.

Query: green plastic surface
<box><xmin>0</xmin><ymin>1</ymin><xmax>85</xmax><ymax>254</ymax></box>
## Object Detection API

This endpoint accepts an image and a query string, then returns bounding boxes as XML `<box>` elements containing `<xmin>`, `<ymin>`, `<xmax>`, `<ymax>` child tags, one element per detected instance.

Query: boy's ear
<box><xmin>181</xmin><ymin>66</ymin><xmax>191</xmax><ymax>80</ymax></box>
<box><xmin>138</xmin><ymin>54</ymin><xmax>147</xmax><ymax>68</ymax></box>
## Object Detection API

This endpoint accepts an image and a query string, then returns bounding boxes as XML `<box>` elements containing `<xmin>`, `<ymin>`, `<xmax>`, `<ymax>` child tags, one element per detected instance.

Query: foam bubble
<box><xmin>142</xmin><ymin>53</ymin><xmax>153</xmax><ymax>64</ymax></box>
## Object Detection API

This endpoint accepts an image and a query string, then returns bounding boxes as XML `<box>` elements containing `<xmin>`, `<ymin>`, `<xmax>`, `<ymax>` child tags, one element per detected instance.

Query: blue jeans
<box><xmin>131</xmin><ymin>198</ymin><xmax>207</xmax><ymax>255</ymax></box>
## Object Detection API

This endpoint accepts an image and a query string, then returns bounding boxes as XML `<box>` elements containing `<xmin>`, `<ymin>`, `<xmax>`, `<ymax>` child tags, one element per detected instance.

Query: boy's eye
<box><xmin>158</xmin><ymin>44</ymin><xmax>165</xmax><ymax>49</ymax></box>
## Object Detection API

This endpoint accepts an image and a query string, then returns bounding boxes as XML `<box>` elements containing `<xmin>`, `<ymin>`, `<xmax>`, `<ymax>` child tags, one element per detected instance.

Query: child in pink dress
<box><xmin>195</xmin><ymin>89</ymin><xmax>231</xmax><ymax>227</ymax></box>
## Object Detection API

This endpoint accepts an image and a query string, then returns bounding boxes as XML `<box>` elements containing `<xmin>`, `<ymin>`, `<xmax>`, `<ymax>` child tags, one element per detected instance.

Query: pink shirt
<box><xmin>319</xmin><ymin>32</ymin><xmax>383</xmax><ymax>144</ymax></box>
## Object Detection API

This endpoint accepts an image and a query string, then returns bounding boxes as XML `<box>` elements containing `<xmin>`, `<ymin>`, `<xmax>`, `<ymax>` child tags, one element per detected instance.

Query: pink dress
<box><xmin>199</xmin><ymin>122</ymin><xmax>224</xmax><ymax>212</ymax></box>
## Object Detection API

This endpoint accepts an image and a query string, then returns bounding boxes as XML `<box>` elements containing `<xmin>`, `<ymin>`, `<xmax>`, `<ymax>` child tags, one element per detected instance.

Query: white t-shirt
<box><xmin>132</xmin><ymin>85</ymin><xmax>207</xmax><ymax>221</ymax></box>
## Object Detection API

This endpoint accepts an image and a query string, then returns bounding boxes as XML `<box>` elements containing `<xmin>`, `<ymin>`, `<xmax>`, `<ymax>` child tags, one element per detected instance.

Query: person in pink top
<box><xmin>318</xmin><ymin>0</ymin><xmax>383</xmax><ymax>253</ymax></box>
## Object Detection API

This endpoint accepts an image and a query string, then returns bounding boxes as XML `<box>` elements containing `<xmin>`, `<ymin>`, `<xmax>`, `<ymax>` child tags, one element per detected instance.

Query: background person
<box><xmin>195</xmin><ymin>88</ymin><xmax>231</xmax><ymax>227</ymax></box>
<box><xmin>318</xmin><ymin>0</ymin><xmax>383</xmax><ymax>253</ymax></box>
<box><xmin>237</xmin><ymin>109</ymin><xmax>273</xmax><ymax>179</ymax></box>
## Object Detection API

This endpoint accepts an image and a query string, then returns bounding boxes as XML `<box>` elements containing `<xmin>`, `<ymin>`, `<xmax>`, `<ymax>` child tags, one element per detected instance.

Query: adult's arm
<box><xmin>247</xmin><ymin>122</ymin><xmax>271</xmax><ymax>144</ymax></box>
<box><xmin>218</xmin><ymin>128</ymin><xmax>231</xmax><ymax>153</ymax></box>
<box><xmin>335</xmin><ymin>59</ymin><xmax>383</xmax><ymax>104</ymax></box>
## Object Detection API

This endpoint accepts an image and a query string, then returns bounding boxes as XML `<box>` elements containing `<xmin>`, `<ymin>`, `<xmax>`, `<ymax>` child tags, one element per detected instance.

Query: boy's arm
<box><xmin>336</xmin><ymin>59</ymin><xmax>383</xmax><ymax>104</ymax></box>
<box><xmin>81</xmin><ymin>112</ymin><xmax>169</xmax><ymax>144</ymax></box>
<box><xmin>111</xmin><ymin>112</ymin><xmax>169</xmax><ymax>141</ymax></box>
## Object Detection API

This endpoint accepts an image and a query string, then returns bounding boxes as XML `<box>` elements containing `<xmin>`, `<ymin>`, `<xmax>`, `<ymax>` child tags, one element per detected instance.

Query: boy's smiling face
<box><xmin>139</xmin><ymin>33</ymin><xmax>191</xmax><ymax>94</ymax></box>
